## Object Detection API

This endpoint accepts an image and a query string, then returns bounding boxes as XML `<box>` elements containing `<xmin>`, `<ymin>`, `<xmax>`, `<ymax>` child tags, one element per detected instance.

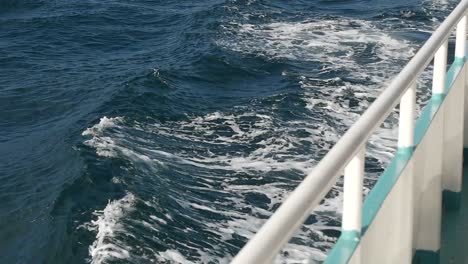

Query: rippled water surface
<box><xmin>0</xmin><ymin>0</ymin><xmax>459</xmax><ymax>263</ymax></box>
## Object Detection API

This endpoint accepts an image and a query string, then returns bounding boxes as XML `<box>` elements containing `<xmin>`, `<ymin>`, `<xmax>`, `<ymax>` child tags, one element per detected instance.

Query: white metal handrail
<box><xmin>231</xmin><ymin>1</ymin><xmax>468</xmax><ymax>263</ymax></box>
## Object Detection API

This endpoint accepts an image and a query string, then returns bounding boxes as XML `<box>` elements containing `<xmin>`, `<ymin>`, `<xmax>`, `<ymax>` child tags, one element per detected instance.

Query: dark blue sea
<box><xmin>0</xmin><ymin>0</ymin><xmax>458</xmax><ymax>263</ymax></box>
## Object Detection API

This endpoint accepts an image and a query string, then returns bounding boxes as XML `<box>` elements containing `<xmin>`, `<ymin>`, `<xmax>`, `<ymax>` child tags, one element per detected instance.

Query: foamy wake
<box><xmin>83</xmin><ymin>193</ymin><xmax>136</xmax><ymax>264</ymax></box>
<box><xmin>79</xmin><ymin>5</ymin><xmax>453</xmax><ymax>264</ymax></box>
<box><xmin>82</xmin><ymin>117</ymin><xmax>124</xmax><ymax>158</ymax></box>
<box><xmin>80</xmin><ymin>112</ymin><xmax>349</xmax><ymax>263</ymax></box>
<box><xmin>220</xmin><ymin>19</ymin><xmax>413</xmax><ymax>64</ymax></box>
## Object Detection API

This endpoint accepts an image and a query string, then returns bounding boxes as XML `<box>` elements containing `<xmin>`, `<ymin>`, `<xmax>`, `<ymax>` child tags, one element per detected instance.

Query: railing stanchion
<box><xmin>455</xmin><ymin>15</ymin><xmax>467</xmax><ymax>59</ymax></box>
<box><xmin>433</xmin><ymin>40</ymin><xmax>448</xmax><ymax>95</ymax></box>
<box><xmin>398</xmin><ymin>83</ymin><xmax>417</xmax><ymax>149</ymax></box>
<box><xmin>342</xmin><ymin>148</ymin><xmax>365</xmax><ymax>236</ymax></box>
<box><xmin>397</xmin><ymin>82</ymin><xmax>416</xmax><ymax>263</ymax></box>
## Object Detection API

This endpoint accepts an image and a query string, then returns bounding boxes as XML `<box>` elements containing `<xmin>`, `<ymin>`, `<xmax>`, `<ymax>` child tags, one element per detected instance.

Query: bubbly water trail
<box><xmin>83</xmin><ymin>193</ymin><xmax>136</xmax><ymax>264</ymax></box>
<box><xmin>81</xmin><ymin>2</ymin><xmax>454</xmax><ymax>263</ymax></box>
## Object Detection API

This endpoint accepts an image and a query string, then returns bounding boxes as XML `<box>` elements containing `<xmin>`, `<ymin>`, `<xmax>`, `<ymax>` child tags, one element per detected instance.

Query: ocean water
<box><xmin>0</xmin><ymin>0</ymin><xmax>459</xmax><ymax>263</ymax></box>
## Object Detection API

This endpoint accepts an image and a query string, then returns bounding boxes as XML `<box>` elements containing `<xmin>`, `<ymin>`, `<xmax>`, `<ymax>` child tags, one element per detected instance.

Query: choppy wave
<box><xmin>81</xmin><ymin>112</ymin><xmax>340</xmax><ymax>263</ymax></box>
<box><xmin>84</xmin><ymin>193</ymin><xmax>136</xmax><ymax>264</ymax></box>
<box><xmin>82</xmin><ymin>107</ymin><xmax>342</xmax><ymax>262</ymax></box>
<box><xmin>77</xmin><ymin>2</ymin><xmax>455</xmax><ymax>261</ymax></box>
<box><xmin>1</xmin><ymin>0</ymin><xmax>458</xmax><ymax>263</ymax></box>
<box><xmin>218</xmin><ymin>17</ymin><xmax>423</xmax><ymax>164</ymax></box>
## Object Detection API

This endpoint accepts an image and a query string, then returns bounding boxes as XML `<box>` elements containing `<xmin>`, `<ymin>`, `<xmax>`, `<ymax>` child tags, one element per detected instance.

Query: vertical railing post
<box><xmin>398</xmin><ymin>83</ymin><xmax>416</xmax><ymax>150</ymax></box>
<box><xmin>433</xmin><ymin>40</ymin><xmax>448</xmax><ymax>95</ymax></box>
<box><xmin>442</xmin><ymin>15</ymin><xmax>467</xmax><ymax>211</ymax></box>
<box><xmin>455</xmin><ymin>15</ymin><xmax>467</xmax><ymax>60</ymax></box>
<box><xmin>464</xmin><ymin>14</ymin><xmax>468</xmax><ymax>151</ymax></box>
<box><xmin>461</xmin><ymin>14</ymin><xmax>468</xmax><ymax>148</ymax></box>
<box><xmin>342</xmin><ymin>148</ymin><xmax>365</xmax><ymax>242</ymax></box>
<box><xmin>397</xmin><ymin>82</ymin><xmax>416</xmax><ymax>263</ymax></box>
<box><xmin>414</xmin><ymin>41</ymin><xmax>448</xmax><ymax>262</ymax></box>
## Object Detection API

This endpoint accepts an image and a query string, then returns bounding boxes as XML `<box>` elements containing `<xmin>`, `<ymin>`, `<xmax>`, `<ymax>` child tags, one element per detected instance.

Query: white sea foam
<box><xmin>82</xmin><ymin>117</ymin><xmax>123</xmax><ymax>158</ymax></box>
<box><xmin>82</xmin><ymin>116</ymin><xmax>123</xmax><ymax>137</ymax></box>
<box><xmin>218</xmin><ymin>19</ymin><xmax>415</xmax><ymax>65</ymax></box>
<box><xmin>85</xmin><ymin>193</ymin><xmax>136</xmax><ymax>264</ymax></box>
<box><xmin>157</xmin><ymin>250</ymin><xmax>189</xmax><ymax>263</ymax></box>
<box><xmin>82</xmin><ymin>117</ymin><xmax>163</xmax><ymax>168</ymax></box>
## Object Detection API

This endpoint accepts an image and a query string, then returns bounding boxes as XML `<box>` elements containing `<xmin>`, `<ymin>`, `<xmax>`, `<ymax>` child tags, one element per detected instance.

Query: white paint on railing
<box><xmin>342</xmin><ymin>148</ymin><xmax>365</xmax><ymax>234</ymax></box>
